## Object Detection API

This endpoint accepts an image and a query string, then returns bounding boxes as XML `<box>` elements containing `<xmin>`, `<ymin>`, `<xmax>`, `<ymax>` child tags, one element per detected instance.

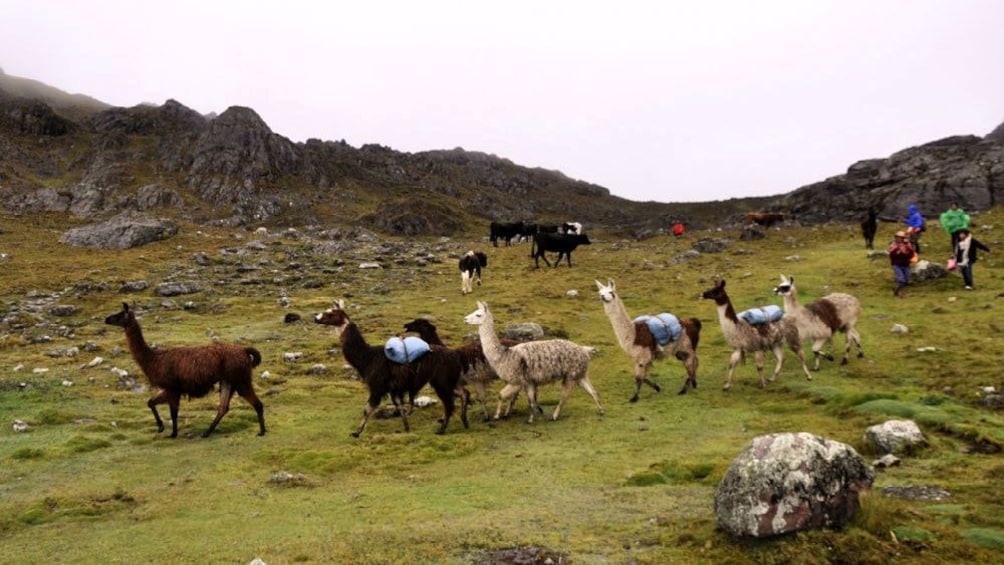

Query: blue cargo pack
<box><xmin>384</xmin><ymin>336</ymin><xmax>431</xmax><ymax>364</ymax></box>
<box><xmin>633</xmin><ymin>313</ymin><xmax>682</xmax><ymax>346</ymax></box>
<box><xmin>737</xmin><ymin>305</ymin><xmax>784</xmax><ymax>325</ymax></box>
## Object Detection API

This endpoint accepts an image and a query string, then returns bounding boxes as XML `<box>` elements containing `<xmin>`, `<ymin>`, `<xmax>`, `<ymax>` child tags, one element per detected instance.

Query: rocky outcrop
<box><xmin>986</xmin><ymin>119</ymin><xmax>1004</xmax><ymax>144</ymax></box>
<box><xmin>779</xmin><ymin>135</ymin><xmax>1004</xmax><ymax>223</ymax></box>
<box><xmin>0</xmin><ymin>93</ymin><xmax>77</xmax><ymax>136</ymax></box>
<box><xmin>59</xmin><ymin>211</ymin><xmax>178</xmax><ymax>249</ymax></box>
<box><xmin>714</xmin><ymin>432</ymin><xmax>874</xmax><ymax>538</ymax></box>
<box><xmin>186</xmin><ymin>106</ymin><xmax>298</xmax><ymax>216</ymax></box>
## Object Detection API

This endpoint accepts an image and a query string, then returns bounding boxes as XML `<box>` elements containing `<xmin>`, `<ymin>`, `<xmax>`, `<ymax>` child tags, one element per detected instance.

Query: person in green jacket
<box><xmin>939</xmin><ymin>201</ymin><xmax>970</xmax><ymax>250</ymax></box>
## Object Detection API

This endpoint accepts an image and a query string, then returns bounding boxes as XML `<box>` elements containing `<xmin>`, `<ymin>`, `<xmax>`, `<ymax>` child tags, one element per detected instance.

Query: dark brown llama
<box><xmin>403</xmin><ymin>318</ymin><xmax>525</xmax><ymax>422</ymax></box>
<box><xmin>314</xmin><ymin>300</ymin><xmax>468</xmax><ymax>437</ymax></box>
<box><xmin>103</xmin><ymin>303</ymin><xmax>266</xmax><ymax>438</ymax></box>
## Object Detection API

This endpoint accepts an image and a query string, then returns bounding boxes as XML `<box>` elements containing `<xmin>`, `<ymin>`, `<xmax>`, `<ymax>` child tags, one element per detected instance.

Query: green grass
<box><xmin>0</xmin><ymin>210</ymin><xmax>1002</xmax><ymax>563</ymax></box>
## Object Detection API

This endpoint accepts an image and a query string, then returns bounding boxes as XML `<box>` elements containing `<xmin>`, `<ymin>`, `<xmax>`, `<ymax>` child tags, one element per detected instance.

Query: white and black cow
<box><xmin>459</xmin><ymin>250</ymin><xmax>489</xmax><ymax>294</ymax></box>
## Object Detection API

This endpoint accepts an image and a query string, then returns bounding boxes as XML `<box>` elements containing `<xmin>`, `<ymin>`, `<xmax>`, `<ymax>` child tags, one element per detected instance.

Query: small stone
<box><xmin>13</xmin><ymin>420</ymin><xmax>29</xmax><ymax>432</ymax></box>
<box><xmin>891</xmin><ymin>324</ymin><xmax>909</xmax><ymax>334</ymax></box>
<box><xmin>283</xmin><ymin>352</ymin><xmax>304</xmax><ymax>362</ymax></box>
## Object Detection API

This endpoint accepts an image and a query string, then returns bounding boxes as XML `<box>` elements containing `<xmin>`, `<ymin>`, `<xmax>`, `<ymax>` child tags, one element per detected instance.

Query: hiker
<box><xmin>953</xmin><ymin>229</ymin><xmax>991</xmax><ymax>290</ymax></box>
<box><xmin>888</xmin><ymin>230</ymin><xmax>915</xmax><ymax>297</ymax></box>
<box><xmin>903</xmin><ymin>204</ymin><xmax>925</xmax><ymax>253</ymax></box>
<box><xmin>939</xmin><ymin>201</ymin><xmax>970</xmax><ymax>251</ymax></box>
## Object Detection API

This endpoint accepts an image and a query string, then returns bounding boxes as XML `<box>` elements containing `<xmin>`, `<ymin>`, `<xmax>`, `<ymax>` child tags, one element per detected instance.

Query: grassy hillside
<box><xmin>0</xmin><ymin>210</ymin><xmax>1002</xmax><ymax>564</ymax></box>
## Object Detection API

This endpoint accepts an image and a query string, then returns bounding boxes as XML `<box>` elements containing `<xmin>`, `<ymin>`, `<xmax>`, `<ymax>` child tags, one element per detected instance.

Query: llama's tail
<box><xmin>246</xmin><ymin>347</ymin><xmax>262</xmax><ymax>367</ymax></box>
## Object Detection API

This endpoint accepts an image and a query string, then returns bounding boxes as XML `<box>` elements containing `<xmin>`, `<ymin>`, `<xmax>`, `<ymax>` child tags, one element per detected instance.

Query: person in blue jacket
<box><xmin>903</xmin><ymin>204</ymin><xmax>925</xmax><ymax>253</ymax></box>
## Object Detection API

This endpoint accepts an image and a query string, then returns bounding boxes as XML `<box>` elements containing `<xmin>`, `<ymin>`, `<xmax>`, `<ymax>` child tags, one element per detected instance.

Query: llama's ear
<box><xmin>595</xmin><ymin>279</ymin><xmax>604</xmax><ymax>290</ymax></box>
<box><xmin>334</xmin><ymin>299</ymin><xmax>345</xmax><ymax>310</ymax></box>
<box><xmin>478</xmin><ymin>300</ymin><xmax>488</xmax><ymax>311</ymax></box>
<box><xmin>122</xmin><ymin>302</ymin><xmax>130</xmax><ymax>312</ymax></box>
<box><xmin>608</xmin><ymin>278</ymin><xmax>615</xmax><ymax>290</ymax></box>
<box><xmin>779</xmin><ymin>274</ymin><xmax>787</xmax><ymax>284</ymax></box>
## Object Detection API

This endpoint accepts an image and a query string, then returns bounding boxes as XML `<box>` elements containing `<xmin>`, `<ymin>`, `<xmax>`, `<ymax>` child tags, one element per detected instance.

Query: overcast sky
<box><xmin>3</xmin><ymin>0</ymin><xmax>1002</xmax><ymax>203</ymax></box>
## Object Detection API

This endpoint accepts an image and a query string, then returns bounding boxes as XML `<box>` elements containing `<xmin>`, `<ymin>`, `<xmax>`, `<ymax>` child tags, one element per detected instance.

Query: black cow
<box><xmin>531</xmin><ymin>232</ymin><xmax>592</xmax><ymax>268</ymax></box>
<box><xmin>536</xmin><ymin>223</ymin><xmax>560</xmax><ymax>234</ymax></box>
<box><xmin>519</xmin><ymin>223</ymin><xmax>538</xmax><ymax>243</ymax></box>
<box><xmin>489</xmin><ymin>221</ymin><xmax>524</xmax><ymax>247</ymax></box>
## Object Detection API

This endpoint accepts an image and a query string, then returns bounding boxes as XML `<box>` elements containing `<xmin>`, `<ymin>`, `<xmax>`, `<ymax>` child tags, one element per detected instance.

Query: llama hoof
<box><xmin>841</xmin><ymin>358</ymin><xmax>849</xmax><ymax>365</ymax></box>
<box><xmin>201</xmin><ymin>432</ymin><xmax>211</xmax><ymax>438</ymax></box>
<box><xmin>824</xmin><ymin>353</ymin><xmax>835</xmax><ymax>361</ymax></box>
<box><xmin>168</xmin><ymin>432</ymin><xmax>178</xmax><ymax>439</ymax></box>
<box><xmin>677</xmin><ymin>387</ymin><xmax>688</xmax><ymax>395</ymax></box>
<box><xmin>858</xmin><ymin>352</ymin><xmax>865</xmax><ymax>359</ymax></box>
<box><xmin>629</xmin><ymin>395</ymin><xmax>639</xmax><ymax>403</ymax></box>
<box><xmin>722</xmin><ymin>383</ymin><xmax>732</xmax><ymax>391</ymax></box>
<box><xmin>350</xmin><ymin>431</ymin><xmax>361</xmax><ymax>438</ymax></box>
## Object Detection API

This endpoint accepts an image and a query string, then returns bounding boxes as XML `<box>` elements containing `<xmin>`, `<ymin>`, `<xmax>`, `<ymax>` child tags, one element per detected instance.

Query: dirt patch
<box><xmin>475</xmin><ymin>545</ymin><xmax>568</xmax><ymax>564</ymax></box>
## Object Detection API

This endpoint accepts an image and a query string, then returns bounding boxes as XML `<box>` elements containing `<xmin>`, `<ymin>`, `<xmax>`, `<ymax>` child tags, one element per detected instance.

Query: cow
<box><xmin>519</xmin><ymin>223</ymin><xmax>539</xmax><ymax>243</ymax></box>
<box><xmin>860</xmin><ymin>209</ymin><xmax>878</xmax><ymax>249</ymax></box>
<box><xmin>745</xmin><ymin>212</ymin><xmax>785</xmax><ymax>228</ymax></box>
<box><xmin>531</xmin><ymin>232</ymin><xmax>592</xmax><ymax>268</ymax></box>
<box><xmin>560</xmin><ymin>221</ymin><xmax>583</xmax><ymax>235</ymax></box>
<box><xmin>489</xmin><ymin>221</ymin><xmax>524</xmax><ymax>247</ymax></box>
<box><xmin>459</xmin><ymin>251</ymin><xmax>488</xmax><ymax>294</ymax></box>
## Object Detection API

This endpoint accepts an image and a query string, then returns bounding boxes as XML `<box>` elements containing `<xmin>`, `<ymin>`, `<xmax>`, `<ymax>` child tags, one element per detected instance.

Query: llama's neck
<box><xmin>340</xmin><ymin>322</ymin><xmax>375</xmax><ymax>372</ymax></box>
<box><xmin>781</xmin><ymin>288</ymin><xmax>802</xmax><ymax>313</ymax></box>
<box><xmin>124</xmin><ymin>319</ymin><xmax>155</xmax><ymax>367</ymax></box>
<box><xmin>420</xmin><ymin>329</ymin><xmax>445</xmax><ymax>346</ymax></box>
<box><xmin>713</xmin><ymin>297</ymin><xmax>743</xmax><ymax>340</ymax></box>
<box><xmin>476</xmin><ymin>312</ymin><xmax>509</xmax><ymax>371</ymax></box>
<box><xmin>603</xmin><ymin>296</ymin><xmax>637</xmax><ymax>353</ymax></box>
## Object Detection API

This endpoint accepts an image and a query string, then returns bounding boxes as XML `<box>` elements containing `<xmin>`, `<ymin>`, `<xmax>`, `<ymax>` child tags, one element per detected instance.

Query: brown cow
<box><xmin>745</xmin><ymin>212</ymin><xmax>785</xmax><ymax>227</ymax></box>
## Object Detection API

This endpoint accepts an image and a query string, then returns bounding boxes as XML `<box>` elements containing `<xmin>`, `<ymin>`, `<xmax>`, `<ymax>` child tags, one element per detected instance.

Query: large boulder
<box><xmin>59</xmin><ymin>212</ymin><xmax>178</xmax><ymax>249</ymax></box>
<box><xmin>714</xmin><ymin>432</ymin><xmax>874</xmax><ymax>538</ymax></box>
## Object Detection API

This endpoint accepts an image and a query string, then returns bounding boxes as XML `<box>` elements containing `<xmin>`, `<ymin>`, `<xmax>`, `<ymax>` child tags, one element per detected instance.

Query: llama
<box><xmin>403</xmin><ymin>318</ymin><xmax>523</xmax><ymax>422</ymax></box>
<box><xmin>699</xmin><ymin>279</ymin><xmax>811</xmax><ymax>390</ymax></box>
<box><xmin>103</xmin><ymin>303</ymin><xmax>266</xmax><ymax>438</ymax></box>
<box><xmin>595</xmin><ymin>279</ymin><xmax>702</xmax><ymax>400</ymax></box>
<box><xmin>463</xmin><ymin>301</ymin><xmax>604</xmax><ymax>423</ymax></box>
<box><xmin>459</xmin><ymin>250</ymin><xmax>488</xmax><ymax>295</ymax></box>
<box><xmin>314</xmin><ymin>300</ymin><xmax>467</xmax><ymax>437</ymax></box>
<box><xmin>772</xmin><ymin>274</ymin><xmax>864</xmax><ymax>370</ymax></box>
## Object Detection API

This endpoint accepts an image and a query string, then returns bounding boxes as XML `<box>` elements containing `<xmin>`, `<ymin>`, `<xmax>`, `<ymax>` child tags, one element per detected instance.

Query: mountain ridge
<box><xmin>1</xmin><ymin>70</ymin><xmax>1001</xmax><ymax>234</ymax></box>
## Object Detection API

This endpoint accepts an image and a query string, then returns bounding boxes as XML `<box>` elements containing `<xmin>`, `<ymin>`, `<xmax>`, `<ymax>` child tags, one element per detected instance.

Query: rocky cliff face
<box><xmin>778</xmin><ymin>134</ymin><xmax>1004</xmax><ymax>222</ymax></box>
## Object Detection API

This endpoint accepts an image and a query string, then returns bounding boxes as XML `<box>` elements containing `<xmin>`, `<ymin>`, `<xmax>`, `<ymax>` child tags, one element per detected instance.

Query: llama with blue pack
<box><xmin>596</xmin><ymin>279</ymin><xmax>703</xmax><ymax>401</ymax></box>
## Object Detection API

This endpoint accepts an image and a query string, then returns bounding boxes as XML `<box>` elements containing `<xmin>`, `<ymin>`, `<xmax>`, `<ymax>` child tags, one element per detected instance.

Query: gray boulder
<box><xmin>693</xmin><ymin>238</ymin><xmax>729</xmax><ymax>253</ymax></box>
<box><xmin>715</xmin><ymin>432</ymin><xmax>874</xmax><ymax>538</ymax></box>
<box><xmin>863</xmin><ymin>420</ymin><xmax>927</xmax><ymax>455</ymax></box>
<box><xmin>154</xmin><ymin>281</ymin><xmax>202</xmax><ymax>297</ymax></box>
<box><xmin>503</xmin><ymin>323</ymin><xmax>544</xmax><ymax>341</ymax></box>
<box><xmin>59</xmin><ymin>212</ymin><xmax>178</xmax><ymax>249</ymax></box>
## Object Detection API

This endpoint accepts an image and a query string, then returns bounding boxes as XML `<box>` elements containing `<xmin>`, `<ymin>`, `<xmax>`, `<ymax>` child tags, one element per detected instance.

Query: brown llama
<box><xmin>314</xmin><ymin>300</ymin><xmax>468</xmax><ymax>437</ymax></box>
<box><xmin>700</xmin><ymin>279</ymin><xmax>811</xmax><ymax>390</ymax></box>
<box><xmin>403</xmin><ymin>318</ymin><xmax>523</xmax><ymax>423</ymax></box>
<box><xmin>103</xmin><ymin>303</ymin><xmax>266</xmax><ymax>438</ymax></box>
<box><xmin>773</xmin><ymin>274</ymin><xmax>864</xmax><ymax>370</ymax></box>
<box><xmin>595</xmin><ymin>279</ymin><xmax>702</xmax><ymax>400</ymax></box>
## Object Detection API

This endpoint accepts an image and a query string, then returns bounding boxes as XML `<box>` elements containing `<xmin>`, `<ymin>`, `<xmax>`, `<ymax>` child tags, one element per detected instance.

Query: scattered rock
<box><xmin>283</xmin><ymin>313</ymin><xmax>301</xmax><ymax>324</ymax></box>
<box><xmin>47</xmin><ymin>304</ymin><xmax>80</xmax><ymax>316</ymax></box>
<box><xmin>59</xmin><ymin>212</ymin><xmax>178</xmax><ymax>249</ymax></box>
<box><xmin>154</xmin><ymin>281</ymin><xmax>202</xmax><ymax>296</ymax></box>
<box><xmin>693</xmin><ymin>238</ymin><xmax>729</xmax><ymax>253</ymax></box>
<box><xmin>891</xmin><ymin>324</ymin><xmax>909</xmax><ymax>334</ymax></box>
<box><xmin>307</xmin><ymin>364</ymin><xmax>327</xmax><ymax>375</ymax></box>
<box><xmin>268</xmin><ymin>471</ymin><xmax>310</xmax><ymax>488</ymax></box>
<box><xmin>81</xmin><ymin>356</ymin><xmax>104</xmax><ymax>369</ymax></box>
<box><xmin>502</xmin><ymin>323</ymin><xmax>544</xmax><ymax>341</ymax></box>
<box><xmin>46</xmin><ymin>346</ymin><xmax>79</xmax><ymax>358</ymax></box>
<box><xmin>120</xmin><ymin>280</ymin><xmax>149</xmax><ymax>293</ymax></box>
<box><xmin>13</xmin><ymin>419</ymin><xmax>29</xmax><ymax>433</ymax></box>
<box><xmin>863</xmin><ymin>420</ymin><xmax>928</xmax><ymax>455</ymax></box>
<box><xmin>566</xmin><ymin>289</ymin><xmax>579</xmax><ymax>298</ymax></box>
<box><xmin>881</xmin><ymin>485</ymin><xmax>951</xmax><ymax>501</ymax></box>
<box><xmin>283</xmin><ymin>352</ymin><xmax>304</xmax><ymax>362</ymax></box>
<box><xmin>872</xmin><ymin>454</ymin><xmax>901</xmax><ymax>469</ymax></box>
<box><xmin>359</xmin><ymin>262</ymin><xmax>382</xmax><ymax>269</ymax></box>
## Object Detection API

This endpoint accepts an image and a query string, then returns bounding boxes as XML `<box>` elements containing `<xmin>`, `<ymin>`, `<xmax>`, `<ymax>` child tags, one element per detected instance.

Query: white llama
<box><xmin>463</xmin><ymin>301</ymin><xmax>604</xmax><ymax>423</ymax></box>
<box><xmin>772</xmin><ymin>274</ymin><xmax>864</xmax><ymax>370</ymax></box>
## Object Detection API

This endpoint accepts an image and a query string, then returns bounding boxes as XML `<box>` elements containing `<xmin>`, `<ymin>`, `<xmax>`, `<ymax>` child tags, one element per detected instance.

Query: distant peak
<box><xmin>215</xmin><ymin>106</ymin><xmax>270</xmax><ymax>131</ymax></box>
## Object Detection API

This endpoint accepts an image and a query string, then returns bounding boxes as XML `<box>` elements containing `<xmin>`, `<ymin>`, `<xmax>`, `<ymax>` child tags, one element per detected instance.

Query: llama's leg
<box><xmin>391</xmin><ymin>393</ymin><xmax>411</xmax><ymax>432</ymax></box>
<box><xmin>790</xmin><ymin>341</ymin><xmax>812</xmax><ymax>381</ymax></box>
<box><xmin>551</xmin><ymin>378</ymin><xmax>575</xmax><ymax>421</ymax></box>
<box><xmin>630</xmin><ymin>359</ymin><xmax>659</xmax><ymax>402</ymax></box>
<box><xmin>524</xmin><ymin>383</ymin><xmax>540</xmax><ymax>423</ymax></box>
<box><xmin>475</xmin><ymin>381</ymin><xmax>492</xmax><ymax>423</ymax></box>
<box><xmin>811</xmin><ymin>338</ymin><xmax>830</xmax><ymax>371</ymax></box>
<box><xmin>166</xmin><ymin>393</ymin><xmax>181</xmax><ymax>438</ymax></box>
<box><xmin>724</xmin><ymin>349</ymin><xmax>743</xmax><ymax>390</ymax></box>
<box><xmin>235</xmin><ymin>382</ymin><xmax>267</xmax><ymax>436</ymax></box>
<box><xmin>677</xmin><ymin>351</ymin><xmax>698</xmax><ymax>394</ymax></box>
<box><xmin>847</xmin><ymin>327</ymin><xmax>865</xmax><ymax>360</ymax></box>
<box><xmin>765</xmin><ymin>348</ymin><xmax>779</xmax><ymax>388</ymax></box>
<box><xmin>352</xmin><ymin>391</ymin><xmax>384</xmax><ymax>437</ymax></box>
<box><xmin>147</xmin><ymin>390</ymin><xmax>169</xmax><ymax>433</ymax></box>
<box><xmin>495</xmin><ymin>383</ymin><xmax>522</xmax><ymax>420</ymax></box>
<box><xmin>203</xmin><ymin>382</ymin><xmax>235</xmax><ymax>438</ymax></box>
<box><xmin>430</xmin><ymin>380</ymin><xmax>458</xmax><ymax>435</ymax></box>
<box><xmin>577</xmin><ymin>375</ymin><xmax>605</xmax><ymax>416</ymax></box>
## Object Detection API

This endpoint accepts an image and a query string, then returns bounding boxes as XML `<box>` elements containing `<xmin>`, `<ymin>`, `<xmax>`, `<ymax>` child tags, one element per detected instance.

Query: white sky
<box><xmin>3</xmin><ymin>0</ymin><xmax>1002</xmax><ymax>203</ymax></box>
